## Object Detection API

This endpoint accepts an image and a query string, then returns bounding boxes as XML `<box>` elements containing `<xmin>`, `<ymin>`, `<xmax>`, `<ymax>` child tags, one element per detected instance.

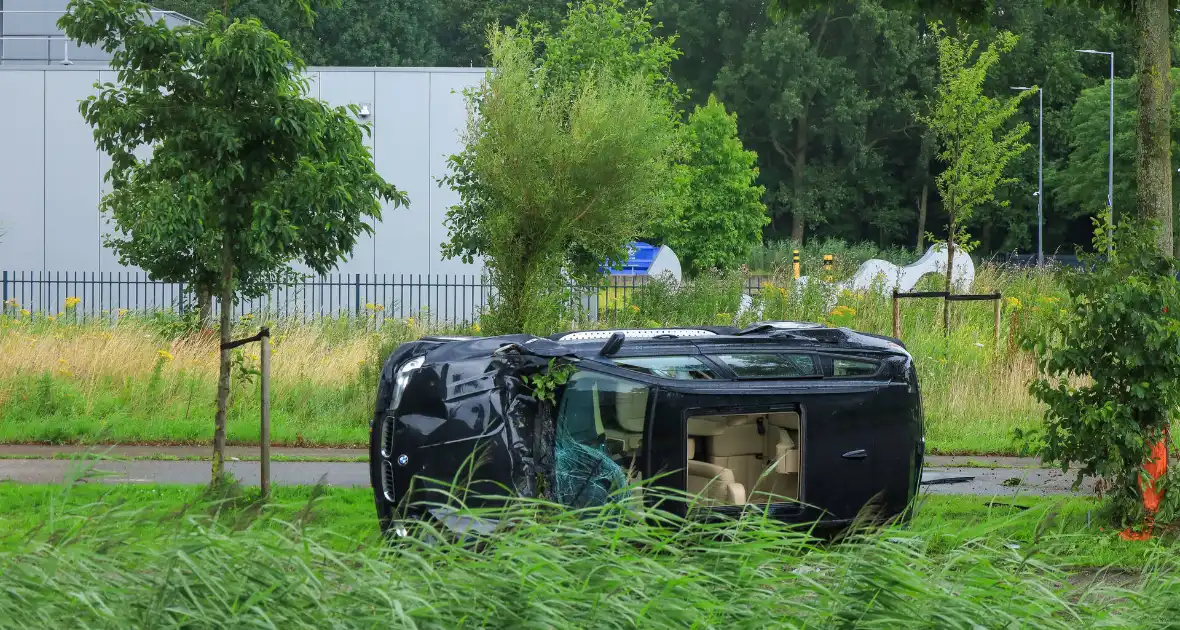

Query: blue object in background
<box><xmin>604</xmin><ymin>242</ymin><xmax>659</xmax><ymax>275</ymax></box>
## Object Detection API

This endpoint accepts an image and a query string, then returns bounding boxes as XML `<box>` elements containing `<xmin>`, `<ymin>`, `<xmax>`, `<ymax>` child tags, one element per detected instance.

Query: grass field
<box><xmin>0</xmin><ymin>258</ymin><xmax>1086</xmax><ymax>455</ymax></box>
<box><xmin>0</xmin><ymin>481</ymin><xmax>1174</xmax><ymax>628</ymax></box>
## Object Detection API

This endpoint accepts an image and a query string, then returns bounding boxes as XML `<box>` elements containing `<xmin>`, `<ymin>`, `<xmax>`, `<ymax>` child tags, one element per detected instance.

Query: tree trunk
<box><xmin>212</xmin><ymin>234</ymin><xmax>233</xmax><ymax>484</ymax></box>
<box><xmin>917</xmin><ymin>182</ymin><xmax>928</xmax><ymax>251</ymax></box>
<box><xmin>1135</xmin><ymin>0</ymin><xmax>1173</xmax><ymax>255</ymax></box>
<box><xmin>196</xmin><ymin>284</ymin><xmax>213</xmax><ymax>331</ymax></box>
<box><xmin>791</xmin><ymin>214</ymin><xmax>805</xmax><ymax>245</ymax></box>
<box><xmin>791</xmin><ymin>112</ymin><xmax>809</xmax><ymax>245</ymax></box>
<box><xmin>944</xmin><ymin>233</ymin><xmax>954</xmax><ymax>335</ymax></box>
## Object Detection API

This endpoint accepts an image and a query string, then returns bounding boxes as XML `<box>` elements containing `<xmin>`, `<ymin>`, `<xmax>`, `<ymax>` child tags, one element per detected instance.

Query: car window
<box><xmin>557</xmin><ymin>372</ymin><xmax>651</xmax><ymax>446</ymax></box>
<box><xmin>832</xmin><ymin>357</ymin><xmax>880</xmax><ymax>377</ymax></box>
<box><xmin>713</xmin><ymin>353</ymin><xmax>820</xmax><ymax>378</ymax></box>
<box><xmin>613</xmin><ymin>356</ymin><xmax>717</xmax><ymax>380</ymax></box>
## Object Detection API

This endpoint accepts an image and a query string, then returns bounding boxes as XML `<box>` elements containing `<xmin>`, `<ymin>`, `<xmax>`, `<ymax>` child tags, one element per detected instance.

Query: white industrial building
<box><xmin>0</xmin><ymin>2</ymin><xmax>494</xmax><ymax>319</ymax></box>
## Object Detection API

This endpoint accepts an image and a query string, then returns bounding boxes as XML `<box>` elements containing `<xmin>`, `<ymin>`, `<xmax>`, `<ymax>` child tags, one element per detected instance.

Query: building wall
<box><xmin>1</xmin><ymin>0</ymin><xmax>192</xmax><ymax>66</ymax></box>
<box><xmin>0</xmin><ymin>65</ymin><xmax>486</xmax><ymax>278</ymax></box>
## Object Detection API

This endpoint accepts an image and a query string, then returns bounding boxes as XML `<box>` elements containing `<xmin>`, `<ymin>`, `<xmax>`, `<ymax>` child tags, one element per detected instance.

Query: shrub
<box><xmin>1025</xmin><ymin>219</ymin><xmax>1180</xmax><ymax>525</ymax></box>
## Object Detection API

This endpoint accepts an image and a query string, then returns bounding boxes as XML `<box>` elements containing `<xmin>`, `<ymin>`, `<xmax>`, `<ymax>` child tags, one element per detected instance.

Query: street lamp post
<box><xmin>1077</xmin><ymin>49</ymin><xmax>1114</xmax><ymax>255</ymax></box>
<box><xmin>1012</xmin><ymin>86</ymin><xmax>1043</xmax><ymax>266</ymax></box>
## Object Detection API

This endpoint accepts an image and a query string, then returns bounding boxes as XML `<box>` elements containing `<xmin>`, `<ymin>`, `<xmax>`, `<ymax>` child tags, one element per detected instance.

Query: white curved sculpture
<box><xmin>737</xmin><ymin>244</ymin><xmax>976</xmax><ymax>318</ymax></box>
<box><xmin>846</xmin><ymin>243</ymin><xmax>974</xmax><ymax>294</ymax></box>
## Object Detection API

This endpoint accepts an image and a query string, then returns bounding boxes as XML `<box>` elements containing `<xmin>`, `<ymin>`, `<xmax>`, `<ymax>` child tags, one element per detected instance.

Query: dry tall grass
<box><xmin>0</xmin><ymin>265</ymin><xmax>1062</xmax><ymax>452</ymax></box>
<box><xmin>0</xmin><ymin>320</ymin><xmax>371</xmax><ymax>389</ymax></box>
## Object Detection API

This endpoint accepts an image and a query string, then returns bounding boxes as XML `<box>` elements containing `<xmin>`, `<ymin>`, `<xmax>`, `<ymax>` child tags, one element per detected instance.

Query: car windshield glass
<box><xmin>833</xmin><ymin>357</ymin><xmax>880</xmax><ymax>377</ymax></box>
<box><xmin>613</xmin><ymin>356</ymin><xmax>717</xmax><ymax>380</ymax></box>
<box><xmin>555</xmin><ymin>372</ymin><xmax>647</xmax><ymax>509</ymax></box>
<box><xmin>712</xmin><ymin>353</ymin><xmax>820</xmax><ymax>378</ymax></box>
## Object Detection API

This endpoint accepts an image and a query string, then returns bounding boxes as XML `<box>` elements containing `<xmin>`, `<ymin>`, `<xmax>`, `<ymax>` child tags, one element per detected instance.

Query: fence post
<box><xmin>2</xmin><ymin>271</ymin><xmax>7</xmax><ymax>308</ymax></box>
<box><xmin>259</xmin><ymin>326</ymin><xmax>272</xmax><ymax>498</ymax></box>
<box><xmin>354</xmin><ymin>275</ymin><xmax>361</xmax><ymax>318</ymax></box>
<box><xmin>892</xmin><ymin>290</ymin><xmax>900</xmax><ymax>340</ymax></box>
<box><xmin>993</xmin><ymin>295</ymin><xmax>1002</xmax><ymax>348</ymax></box>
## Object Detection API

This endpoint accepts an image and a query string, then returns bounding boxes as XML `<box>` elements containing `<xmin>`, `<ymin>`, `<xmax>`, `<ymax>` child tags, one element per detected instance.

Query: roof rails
<box><xmin>735</xmin><ymin>321</ymin><xmax>825</xmax><ymax>335</ymax></box>
<box><xmin>554</xmin><ymin>328</ymin><xmax>718</xmax><ymax>342</ymax></box>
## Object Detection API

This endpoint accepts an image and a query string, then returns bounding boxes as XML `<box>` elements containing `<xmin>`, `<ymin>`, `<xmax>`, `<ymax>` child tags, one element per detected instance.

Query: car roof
<box><xmin>544</xmin><ymin>322</ymin><xmax>909</xmax><ymax>358</ymax></box>
<box><xmin>413</xmin><ymin>322</ymin><xmax>910</xmax><ymax>365</ymax></box>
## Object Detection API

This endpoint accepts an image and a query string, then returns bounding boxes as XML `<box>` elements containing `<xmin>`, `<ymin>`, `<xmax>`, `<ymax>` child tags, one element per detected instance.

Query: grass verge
<box><xmin>0</xmin><ymin>261</ymin><xmax>1086</xmax><ymax>454</ymax></box>
<box><xmin>0</xmin><ymin>481</ymin><xmax>1176</xmax><ymax>627</ymax></box>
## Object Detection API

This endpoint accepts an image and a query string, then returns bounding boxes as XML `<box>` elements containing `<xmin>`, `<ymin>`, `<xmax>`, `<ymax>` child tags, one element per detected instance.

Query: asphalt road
<box><xmin>0</xmin><ymin>459</ymin><xmax>371</xmax><ymax>487</ymax></box>
<box><xmin>0</xmin><ymin>455</ymin><xmax>1099</xmax><ymax>497</ymax></box>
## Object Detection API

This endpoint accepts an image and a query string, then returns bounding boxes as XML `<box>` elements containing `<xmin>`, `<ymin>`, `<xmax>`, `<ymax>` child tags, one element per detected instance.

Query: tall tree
<box><xmin>716</xmin><ymin>1</ymin><xmax>929</xmax><ymax>245</ymax></box>
<box><xmin>154</xmin><ymin>0</ymin><xmax>444</xmax><ymax>66</ymax></box>
<box><xmin>776</xmin><ymin>0</ymin><xmax>1176</xmax><ymax>256</ymax></box>
<box><xmin>1134</xmin><ymin>0</ymin><xmax>1174</xmax><ymax>255</ymax></box>
<box><xmin>661</xmin><ymin>95</ymin><xmax>769</xmax><ymax>275</ymax></box>
<box><xmin>538</xmin><ymin>0</ymin><xmax>683</xmax><ymax>106</ymax></box>
<box><xmin>1053</xmin><ymin>68</ymin><xmax>1180</xmax><ymax>252</ymax></box>
<box><xmin>922</xmin><ymin>24</ymin><xmax>1031</xmax><ymax>329</ymax></box>
<box><xmin>61</xmin><ymin>0</ymin><xmax>405</xmax><ymax>481</ymax></box>
<box><xmin>440</xmin><ymin>25</ymin><xmax>681</xmax><ymax>334</ymax></box>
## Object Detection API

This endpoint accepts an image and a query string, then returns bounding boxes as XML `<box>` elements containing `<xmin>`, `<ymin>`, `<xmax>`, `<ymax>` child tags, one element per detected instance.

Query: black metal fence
<box><xmin>1</xmin><ymin>271</ymin><xmax>762</xmax><ymax>327</ymax></box>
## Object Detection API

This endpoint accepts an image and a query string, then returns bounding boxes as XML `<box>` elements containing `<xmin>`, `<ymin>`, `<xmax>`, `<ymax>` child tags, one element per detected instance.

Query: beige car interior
<box><xmin>597</xmin><ymin>383</ymin><xmax>801</xmax><ymax>507</ymax></box>
<box><xmin>686</xmin><ymin>412</ymin><xmax>800</xmax><ymax>505</ymax></box>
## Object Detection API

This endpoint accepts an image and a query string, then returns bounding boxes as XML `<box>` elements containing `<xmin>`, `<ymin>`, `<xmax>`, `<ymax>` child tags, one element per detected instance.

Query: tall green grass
<box><xmin>0</xmin><ymin>258</ymin><xmax>1070</xmax><ymax>453</ymax></box>
<box><xmin>746</xmin><ymin>238</ymin><xmax>919</xmax><ymax>275</ymax></box>
<box><xmin>0</xmin><ymin>478</ymin><xmax>1171</xmax><ymax>629</ymax></box>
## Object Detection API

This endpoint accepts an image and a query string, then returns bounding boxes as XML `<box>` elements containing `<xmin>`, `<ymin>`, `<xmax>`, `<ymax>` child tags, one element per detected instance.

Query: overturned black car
<box><xmin>369</xmin><ymin>322</ymin><xmax>925</xmax><ymax>534</ymax></box>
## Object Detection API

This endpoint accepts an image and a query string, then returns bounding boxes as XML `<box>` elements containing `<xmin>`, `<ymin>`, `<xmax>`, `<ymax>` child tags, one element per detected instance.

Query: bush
<box><xmin>1025</xmin><ymin>219</ymin><xmax>1180</xmax><ymax>525</ymax></box>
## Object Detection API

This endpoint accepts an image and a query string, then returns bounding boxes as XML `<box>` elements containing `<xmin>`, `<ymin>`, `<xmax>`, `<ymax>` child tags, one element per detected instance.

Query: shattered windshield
<box><xmin>555</xmin><ymin>372</ymin><xmax>648</xmax><ymax>508</ymax></box>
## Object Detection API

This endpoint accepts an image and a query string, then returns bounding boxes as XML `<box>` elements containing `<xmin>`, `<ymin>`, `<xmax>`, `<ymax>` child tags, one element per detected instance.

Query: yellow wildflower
<box><xmin>118</xmin><ymin>309</ymin><xmax>129</xmax><ymax>317</ymax></box>
<box><xmin>407</xmin><ymin>317</ymin><xmax>416</xmax><ymax>327</ymax></box>
<box><xmin>19</xmin><ymin>309</ymin><xmax>30</xmax><ymax>317</ymax></box>
<box><xmin>64</xmin><ymin>296</ymin><xmax>81</xmax><ymax>309</ymax></box>
<box><xmin>46</xmin><ymin>315</ymin><xmax>56</xmax><ymax>322</ymax></box>
<box><xmin>2</xmin><ymin>298</ymin><xmax>18</xmax><ymax>308</ymax></box>
<box><xmin>242</xmin><ymin>313</ymin><xmax>254</xmax><ymax>321</ymax></box>
<box><xmin>157</xmin><ymin>349</ymin><xmax>174</xmax><ymax>362</ymax></box>
<box><xmin>1005</xmin><ymin>297</ymin><xmax>1021</xmax><ymax>309</ymax></box>
<box><xmin>472</xmin><ymin>322</ymin><xmax>481</xmax><ymax>334</ymax></box>
<box><xmin>630</xmin><ymin>304</ymin><xmax>640</xmax><ymax>313</ymax></box>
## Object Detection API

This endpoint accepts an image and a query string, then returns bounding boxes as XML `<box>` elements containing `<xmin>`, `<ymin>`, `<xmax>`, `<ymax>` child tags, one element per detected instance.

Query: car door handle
<box><xmin>842</xmin><ymin>449</ymin><xmax>868</xmax><ymax>460</ymax></box>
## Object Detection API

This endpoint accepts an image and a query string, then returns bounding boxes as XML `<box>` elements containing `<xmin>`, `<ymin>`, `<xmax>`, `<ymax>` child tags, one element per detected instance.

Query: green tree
<box><xmin>661</xmin><ymin>95</ymin><xmax>768</xmax><ymax>275</ymax></box>
<box><xmin>538</xmin><ymin>0</ymin><xmax>683</xmax><ymax>106</ymax></box>
<box><xmin>921</xmin><ymin>24</ymin><xmax>1031</xmax><ymax>329</ymax></box>
<box><xmin>153</xmin><ymin>0</ymin><xmax>444</xmax><ymax>66</ymax></box>
<box><xmin>968</xmin><ymin>1</ymin><xmax>1130</xmax><ymax>254</ymax></box>
<box><xmin>440</xmin><ymin>26</ymin><xmax>681</xmax><ymax>334</ymax></box>
<box><xmin>60</xmin><ymin>0</ymin><xmax>405</xmax><ymax>481</ymax></box>
<box><xmin>1052</xmin><ymin>69</ymin><xmax>1180</xmax><ymax>254</ymax></box>
<box><xmin>776</xmin><ymin>0</ymin><xmax>1176</xmax><ymax>256</ymax></box>
<box><xmin>437</xmin><ymin>0</ymin><xmax>568</xmax><ymax>66</ymax></box>
<box><xmin>716</xmin><ymin>1</ymin><xmax>929</xmax><ymax>245</ymax></box>
<box><xmin>1027</xmin><ymin>218</ymin><xmax>1180</xmax><ymax>525</ymax></box>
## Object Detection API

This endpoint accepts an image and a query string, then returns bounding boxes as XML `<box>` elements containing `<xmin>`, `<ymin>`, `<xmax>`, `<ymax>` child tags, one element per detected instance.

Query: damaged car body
<box><xmin>369</xmin><ymin>323</ymin><xmax>925</xmax><ymax>534</ymax></box>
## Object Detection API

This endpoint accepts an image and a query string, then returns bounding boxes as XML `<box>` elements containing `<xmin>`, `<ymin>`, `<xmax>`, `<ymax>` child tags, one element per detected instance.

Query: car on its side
<box><xmin>369</xmin><ymin>322</ymin><xmax>925</xmax><ymax>535</ymax></box>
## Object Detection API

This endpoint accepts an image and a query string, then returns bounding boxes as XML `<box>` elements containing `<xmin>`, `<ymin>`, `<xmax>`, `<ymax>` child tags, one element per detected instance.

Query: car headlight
<box><xmin>391</xmin><ymin>356</ymin><xmax>425</xmax><ymax>412</ymax></box>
